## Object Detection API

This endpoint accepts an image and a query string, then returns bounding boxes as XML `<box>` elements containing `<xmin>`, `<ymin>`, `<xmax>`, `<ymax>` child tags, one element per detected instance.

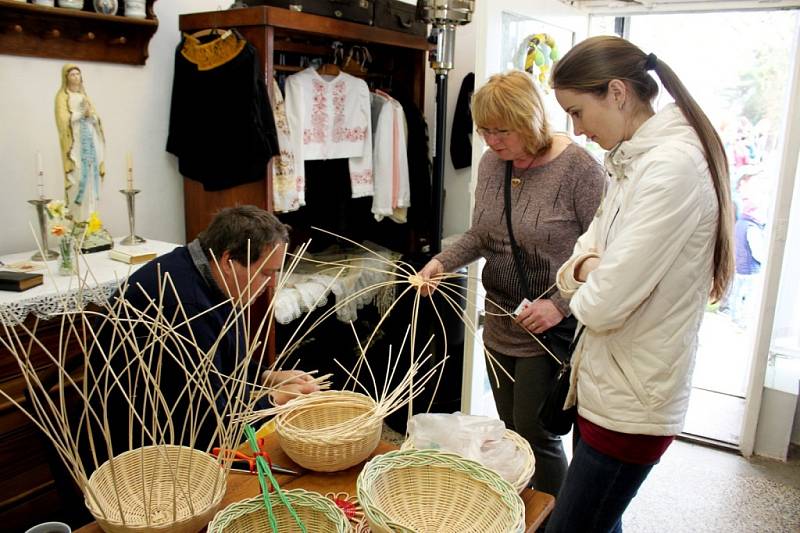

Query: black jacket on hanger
<box><xmin>450</xmin><ymin>72</ymin><xmax>474</xmax><ymax>170</ymax></box>
<box><xmin>167</xmin><ymin>36</ymin><xmax>279</xmax><ymax>191</ymax></box>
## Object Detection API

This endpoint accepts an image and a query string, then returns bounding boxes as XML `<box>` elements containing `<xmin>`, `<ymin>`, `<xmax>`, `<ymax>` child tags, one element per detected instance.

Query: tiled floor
<box><xmin>623</xmin><ymin>441</ymin><xmax>800</xmax><ymax>532</ymax></box>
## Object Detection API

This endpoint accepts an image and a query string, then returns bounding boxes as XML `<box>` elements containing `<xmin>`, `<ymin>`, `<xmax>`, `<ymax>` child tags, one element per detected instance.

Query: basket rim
<box><xmin>275</xmin><ymin>390</ymin><xmax>380</xmax><ymax>435</ymax></box>
<box><xmin>207</xmin><ymin>489</ymin><xmax>350</xmax><ymax>533</ymax></box>
<box><xmin>85</xmin><ymin>444</ymin><xmax>226</xmax><ymax>528</ymax></box>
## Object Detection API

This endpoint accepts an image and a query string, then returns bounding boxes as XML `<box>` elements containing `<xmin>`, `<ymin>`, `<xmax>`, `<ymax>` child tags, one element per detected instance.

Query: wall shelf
<box><xmin>0</xmin><ymin>0</ymin><xmax>159</xmax><ymax>65</ymax></box>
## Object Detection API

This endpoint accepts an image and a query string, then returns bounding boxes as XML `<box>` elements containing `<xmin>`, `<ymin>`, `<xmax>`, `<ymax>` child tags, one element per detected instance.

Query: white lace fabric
<box><xmin>0</xmin><ymin>239</ymin><xmax>179</xmax><ymax>325</ymax></box>
<box><xmin>274</xmin><ymin>243</ymin><xmax>401</xmax><ymax>325</ymax></box>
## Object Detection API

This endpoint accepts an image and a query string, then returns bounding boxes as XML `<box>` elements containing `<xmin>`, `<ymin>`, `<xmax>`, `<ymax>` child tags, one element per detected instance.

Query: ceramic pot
<box><xmin>32</xmin><ymin>0</ymin><xmax>56</xmax><ymax>6</ymax></box>
<box><xmin>57</xmin><ymin>0</ymin><xmax>83</xmax><ymax>9</ymax></box>
<box><xmin>124</xmin><ymin>0</ymin><xmax>146</xmax><ymax>18</ymax></box>
<box><xmin>93</xmin><ymin>0</ymin><xmax>117</xmax><ymax>15</ymax></box>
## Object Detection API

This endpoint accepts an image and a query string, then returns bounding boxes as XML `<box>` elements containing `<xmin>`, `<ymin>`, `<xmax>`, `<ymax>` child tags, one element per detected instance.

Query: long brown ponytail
<box><xmin>551</xmin><ymin>36</ymin><xmax>734</xmax><ymax>302</ymax></box>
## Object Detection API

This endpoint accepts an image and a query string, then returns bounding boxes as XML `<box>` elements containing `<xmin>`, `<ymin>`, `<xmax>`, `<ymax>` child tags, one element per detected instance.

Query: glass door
<box><xmin>590</xmin><ymin>10</ymin><xmax>800</xmax><ymax>447</ymax></box>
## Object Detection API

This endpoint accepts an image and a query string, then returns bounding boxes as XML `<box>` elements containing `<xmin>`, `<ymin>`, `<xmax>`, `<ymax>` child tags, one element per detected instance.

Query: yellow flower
<box><xmin>46</xmin><ymin>200</ymin><xmax>66</xmax><ymax>219</ymax></box>
<box><xmin>51</xmin><ymin>224</ymin><xmax>67</xmax><ymax>237</ymax></box>
<box><xmin>86</xmin><ymin>211</ymin><xmax>102</xmax><ymax>235</ymax></box>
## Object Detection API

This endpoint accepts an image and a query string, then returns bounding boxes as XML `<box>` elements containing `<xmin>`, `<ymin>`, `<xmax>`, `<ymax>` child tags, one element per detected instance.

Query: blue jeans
<box><xmin>545</xmin><ymin>438</ymin><xmax>655</xmax><ymax>533</ymax></box>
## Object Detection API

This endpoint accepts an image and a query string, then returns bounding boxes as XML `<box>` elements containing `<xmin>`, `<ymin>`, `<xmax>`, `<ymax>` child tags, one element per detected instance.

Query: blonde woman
<box><xmin>419</xmin><ymin>70</ymin><xmax>605</xmax><ymax>497</ymax></box>
<box><xmin>548</xmin><ymin>36</ymin><xmax>735</xmax><ymax>532</ymax></box>
<box><xmin>55</xmin><ymin>64</ymin><xmax>105</xmax><ymax>221</ymax></box>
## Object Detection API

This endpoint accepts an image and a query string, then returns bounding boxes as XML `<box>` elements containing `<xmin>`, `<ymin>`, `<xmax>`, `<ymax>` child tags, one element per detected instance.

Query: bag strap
<box><xmin>503</xmin><ymin>161</ymin><xmax>532</xmax><ymax>299</ymax></box>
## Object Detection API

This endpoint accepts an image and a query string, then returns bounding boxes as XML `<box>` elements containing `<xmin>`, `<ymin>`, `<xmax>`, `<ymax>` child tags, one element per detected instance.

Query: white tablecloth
<box><xmin>0</xmin><ymin>239</ymin><xmax>179</xmax><ymax>325</ymax></box>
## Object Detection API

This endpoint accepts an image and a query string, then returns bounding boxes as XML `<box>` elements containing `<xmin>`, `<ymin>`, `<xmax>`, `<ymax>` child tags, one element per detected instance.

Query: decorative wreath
<box><xmin>516</xmin><ymin>33</ymin><xmax>560</xmax><ymax>90</ymax></box>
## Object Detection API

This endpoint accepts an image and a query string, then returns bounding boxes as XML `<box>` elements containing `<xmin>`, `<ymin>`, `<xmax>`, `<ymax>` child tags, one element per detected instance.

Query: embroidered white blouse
<box><xmin>270</xmin><ymin>79</ymin><xmax>302</xmax><ymax>213</ymax></box>
<box><xmin>284</xmin><ymin>68</ymin><xmax>374</xmax><ymax>198</ymax></box>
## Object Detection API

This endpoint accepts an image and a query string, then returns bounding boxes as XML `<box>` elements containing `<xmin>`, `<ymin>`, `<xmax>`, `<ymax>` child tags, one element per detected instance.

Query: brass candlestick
<box><xmin>28</xmin><ymin>198</ymin><xmax>59</xmax><ymax>260</ymax></box>
<box><xmin>119</xmin><ymin>189</ymin><xmax>146</xmax><ymax>245</ymax></box>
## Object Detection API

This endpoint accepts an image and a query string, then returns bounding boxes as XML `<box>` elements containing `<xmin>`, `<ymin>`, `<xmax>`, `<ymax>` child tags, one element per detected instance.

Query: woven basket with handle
<box><xmin>207</xmin><ymin>489</ymin><xmax>352</xmax><ymax>532</ymax></box>
<box><xmin>400</xmin><ymin>428</ymin><xmax>535</xmax><ymax>493</ymax></box>
<box><xmin>357</xmin><ymin>449</ymin><xmax>525</xmax><ymax>533</ymax></box>
<box><xmin>84</xmin><ymin>445</ymin><xmax>226</xmax><ymax>533</ymax></box>
<box><xmin>275</xmin><ymin>390</ymin><xmax>382</xmax><ymax>472</ymax></box>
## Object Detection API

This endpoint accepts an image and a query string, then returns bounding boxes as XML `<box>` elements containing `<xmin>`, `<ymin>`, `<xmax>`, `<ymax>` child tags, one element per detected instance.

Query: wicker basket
<box><xmin>84</xmin><ymin>445</ymin><xmax>226</xmax><ymax>533</ymax></box>
<box><xmin>357</xmin><ymin>449</ymin><xmax>525</xmax><ymax>533</ymax></box>
<box><xmin>400</xmin><ymin>428</ymin><xmax>535</xmax><ymax>493</ymax></box>
<box><xmin>275</xmin><ymin>390</ymin><xmax>382</xmax><ymax>472</ymax></box>
<box><xmin>207</xmin><ymin>489</ymin><xmax>352</xmax><ymax>532</ymax></box>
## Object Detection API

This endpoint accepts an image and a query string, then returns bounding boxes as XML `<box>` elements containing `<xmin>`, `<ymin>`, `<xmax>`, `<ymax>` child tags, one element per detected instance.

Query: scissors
<box><xmin>211</xmin><ymin>443</ymin><xmax>299</xmax><ymax>476</ymax></box>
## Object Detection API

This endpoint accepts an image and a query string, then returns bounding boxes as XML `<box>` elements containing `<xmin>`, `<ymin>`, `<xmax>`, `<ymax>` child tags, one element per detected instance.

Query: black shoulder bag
<box><xmin>503</xmin><ymin>161</ymin><xmax>581</xmax><ymax>435</ymax></box>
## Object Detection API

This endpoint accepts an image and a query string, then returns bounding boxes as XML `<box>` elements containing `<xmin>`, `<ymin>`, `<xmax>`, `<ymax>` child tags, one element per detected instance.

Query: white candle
<box><xmin>126</xmin><ymin>152</ymin><xmax>133</xmax><ymax>191</ymax></box>
<box><xmin>36</xmin><ymin>152</ymin><xmax>44</xmax><ymax>199</ymax></box>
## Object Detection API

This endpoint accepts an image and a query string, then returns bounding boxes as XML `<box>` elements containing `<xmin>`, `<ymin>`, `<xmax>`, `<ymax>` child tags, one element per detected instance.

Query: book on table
<box><xmin>108</xmin><ymin>248</ymin><xmax>157</xmax><ymax>265</ymax></box>
<box><xmin>0</xmin><ymin>270</ymin><xmax>44</xmax><ymax>292</ymax></box>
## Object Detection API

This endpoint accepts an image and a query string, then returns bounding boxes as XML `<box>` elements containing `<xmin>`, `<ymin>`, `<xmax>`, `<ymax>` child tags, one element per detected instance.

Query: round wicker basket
<box><xmin>357</xmin><ymin>449</ymin><xmax>525</xmax><ymax>533</ymax></box>
<box><xmin>275</xmin><ymin>390</ymin><xmax>382</xmax><ymax>472</ymax></box>
<box><xmin>207</xmin><ymin>490</ymin><xmax>351</xmax><ymax>532</ymax></box>
<box><xmin>400</xmin><ymin>428</ymin><xmax>535</xmax><ymax>493</ymax></box>
<box><xmin>84</xmin><ymin>445</ymin><xmax>226</xmax><ymax>533</ymax></box>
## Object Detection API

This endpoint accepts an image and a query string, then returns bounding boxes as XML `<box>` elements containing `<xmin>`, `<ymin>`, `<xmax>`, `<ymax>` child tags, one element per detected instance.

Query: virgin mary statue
<box><xmin>55</xmin><ymin>63</ymin><xmax>106</xmax><ymax>223</ymax></box>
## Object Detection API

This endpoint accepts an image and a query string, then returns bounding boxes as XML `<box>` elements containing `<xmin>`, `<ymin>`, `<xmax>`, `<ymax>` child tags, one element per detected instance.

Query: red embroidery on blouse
<box><xmin>304</xmin><ymin>80</ymin><xmax>328</xmax><ymax>145</ymax></box>
<box><xmin>350</xmin><ymin>169</ymin><xmax>373</xmax><ymax>186</ymax></box>
<box><xmin>332</xmin><ymin>79</ymin><xmax>367</xmax><ymax>143</ymax></box>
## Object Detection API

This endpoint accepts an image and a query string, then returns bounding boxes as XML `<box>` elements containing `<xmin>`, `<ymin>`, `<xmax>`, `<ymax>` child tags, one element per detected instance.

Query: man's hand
<box><xmin>416</xmin><ymin>258</ymin><xmax>444</xmax><ymax>297</ymax></box>
<box><xmin>515</xmin><ymin>299</ymin><xmax>564</xmax><ymax>335</ymax></box>
<box><xmin>263</xmin><ymin>370</ymin><xmax>320</xmax><ymax>406</ymax></box>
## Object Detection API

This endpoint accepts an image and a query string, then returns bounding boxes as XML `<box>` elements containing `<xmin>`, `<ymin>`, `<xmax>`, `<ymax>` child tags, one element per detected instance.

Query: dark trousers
<box><xmin>487</xmin><ymin>352</ymin><xmax>567</xmax><ymax>497</ymax></box>
<box><xmin>545</xmin><ymin>438</ymin><xmax>655</xmax><ymax>533</ymax></box>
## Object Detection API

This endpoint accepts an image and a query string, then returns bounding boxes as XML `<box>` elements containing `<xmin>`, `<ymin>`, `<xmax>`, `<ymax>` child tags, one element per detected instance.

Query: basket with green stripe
<box><xmin>357</xmin><ymin>449</ymin><xmax>525</xmax><ymax>533</ymax></box>
<box><xmin>207</xmin><ymin>489</ymin><xmax>352</xmax><ymax>532</ymax></box>
<box><xmin>400</xmin><ymin>428</ymin><xmax>535</xmax><ymax>493</ymax></box>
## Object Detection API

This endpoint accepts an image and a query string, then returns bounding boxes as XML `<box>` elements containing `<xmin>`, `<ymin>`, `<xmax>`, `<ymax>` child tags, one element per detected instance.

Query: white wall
<box><xmin>460</xmin><ymin>0</ymin><xmax>588</xmax><ymax>413</ymax></box>
<box><xmin>0</xmin><ymin>0</ymin><xmax>231</xmax><ymax>256</ymax></box>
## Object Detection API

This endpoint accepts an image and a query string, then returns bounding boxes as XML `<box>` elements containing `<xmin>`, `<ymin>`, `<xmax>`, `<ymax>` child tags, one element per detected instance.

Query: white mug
<box><xmin>25</xmin><ymin>522</ymin><xmax>72</xmax><ymax>533</ymax></box>
<box><xmin>124</xmin><ymin>0</ymin><xmax>146</xmax><ymax>18</ymax></box>
<box><xmin>32</xmin><ymin>0</ymin><xmax>57</xmax><ymax>6</ymax></box>
<box><xmin>57</xmin><ymin>0</ymin><xmax>84</xmax><ymax>9</ymax></box>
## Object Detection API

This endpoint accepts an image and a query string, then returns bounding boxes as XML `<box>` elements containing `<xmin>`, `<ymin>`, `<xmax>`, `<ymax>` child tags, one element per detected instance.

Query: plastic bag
<box><xmin>407</xmin><ymin>412</ymin><xmax>529</xmax><ymax>486</ymax></box>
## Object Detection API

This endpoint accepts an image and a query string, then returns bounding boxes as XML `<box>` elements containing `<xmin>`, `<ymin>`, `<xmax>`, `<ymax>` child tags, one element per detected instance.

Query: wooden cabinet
<box><xmin>0</xmin><ymin>315</ymin><xmax>88</xmax><ymax>531</ymax></box>
<box><xmin>0</xmin><ymin>0</ymin><xmax>159</xmax><ymax>65</ymax></box>
<box><xmin>177</xmin><ymin>6</ymin><xmax>429</xmax><ymax>242</ymax></box>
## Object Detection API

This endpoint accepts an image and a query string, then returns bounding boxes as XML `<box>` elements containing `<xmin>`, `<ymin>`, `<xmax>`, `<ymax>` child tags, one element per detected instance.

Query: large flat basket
<box><xmin>357</xmin><ymin>449</ymin><xmax>525</xmax><ymax>533</ymax></box>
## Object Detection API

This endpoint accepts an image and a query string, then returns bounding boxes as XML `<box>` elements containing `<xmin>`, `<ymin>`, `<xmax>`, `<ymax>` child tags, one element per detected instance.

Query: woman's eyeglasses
<box><xmin>476</xmin><ymin>127</ymin><xmax>512</xmax><ymax>139</ymax></box>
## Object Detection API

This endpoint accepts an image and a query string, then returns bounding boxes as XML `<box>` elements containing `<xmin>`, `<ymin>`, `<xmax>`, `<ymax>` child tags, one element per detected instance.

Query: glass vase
<box><xmin>58</xmin><ymin>235</ymin><xmax>75</xmax><ymax>276</ymax></box>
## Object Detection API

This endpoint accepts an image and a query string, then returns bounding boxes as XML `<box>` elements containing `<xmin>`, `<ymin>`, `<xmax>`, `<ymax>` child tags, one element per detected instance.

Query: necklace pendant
<box><xmin>511</xmin><ymin>177</ymin><xmax>522</xmax><ymax>187</ymax></box>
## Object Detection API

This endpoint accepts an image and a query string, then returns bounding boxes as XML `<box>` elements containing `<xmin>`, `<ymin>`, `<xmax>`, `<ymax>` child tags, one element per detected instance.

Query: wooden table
<box><xmin>75</xmin><ymin>440</ymin><xmax>554</xmax><ymax>532</ymax></box>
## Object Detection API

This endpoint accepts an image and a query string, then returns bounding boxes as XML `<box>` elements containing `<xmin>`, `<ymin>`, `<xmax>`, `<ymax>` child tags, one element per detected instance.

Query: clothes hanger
<box><xmin>317</xmin><ymin>41</ymin><xmax>344</xmax><ymax>76</ymax></box>
<box><xmin>317</xmin><ymin>63</ymin><xmax>341</xmax><ymax>76</ymax></box>
<box><xmin>189</xmin><ymin>19</ymin><xmax>236</xmax><ymax>40</ymax></box>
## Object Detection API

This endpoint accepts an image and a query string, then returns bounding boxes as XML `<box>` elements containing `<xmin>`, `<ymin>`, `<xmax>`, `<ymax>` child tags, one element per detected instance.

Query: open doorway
<box><xmin>590</xmin><ymin>10</ymin><xmax>799</xmax><ymax>446</ymax></box>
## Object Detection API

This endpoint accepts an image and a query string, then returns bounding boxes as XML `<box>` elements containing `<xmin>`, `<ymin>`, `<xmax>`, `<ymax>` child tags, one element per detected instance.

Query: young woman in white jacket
<box><xmin>545</xmin><ymin>36</ymin><xmax>735</xmax><ymax>532</ymax></box>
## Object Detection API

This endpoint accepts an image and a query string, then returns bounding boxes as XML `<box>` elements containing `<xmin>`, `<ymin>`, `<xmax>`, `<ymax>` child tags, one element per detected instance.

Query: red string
<box><xmin>334</xmin><ymin>497</ymin><xmax>359</xmax><ymax>519</ymax></box>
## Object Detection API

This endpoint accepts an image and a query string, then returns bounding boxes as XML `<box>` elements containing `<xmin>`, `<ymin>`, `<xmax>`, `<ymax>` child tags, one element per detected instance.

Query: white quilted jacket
<box><xmin>557</xmin><ymin>104</ymin><xmax>719</xmax><ymax>436</ymax></box>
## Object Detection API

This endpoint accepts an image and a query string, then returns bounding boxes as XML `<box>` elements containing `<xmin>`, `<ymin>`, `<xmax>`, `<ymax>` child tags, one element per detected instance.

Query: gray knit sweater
<box><xmin>436</xmin><ymin>143</ymin><xmax>605</xmax><ymax>357</ymax></box>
